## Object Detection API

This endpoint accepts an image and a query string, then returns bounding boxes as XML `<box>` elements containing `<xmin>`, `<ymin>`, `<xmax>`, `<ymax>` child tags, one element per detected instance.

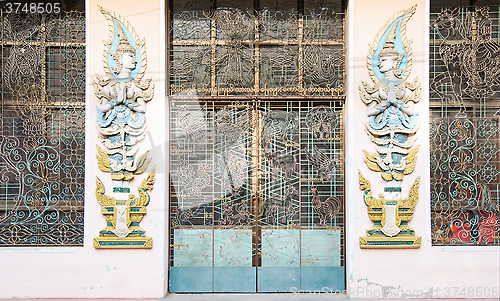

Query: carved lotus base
<box><xmin>93</xmin><ymin>236</ymin><xmax>152</xmax><ymax>249</ymax></box>
<box><xmin>359</xmin><ymin>235</ymin><xmax>421</xmax><ymax>249</ymax></box>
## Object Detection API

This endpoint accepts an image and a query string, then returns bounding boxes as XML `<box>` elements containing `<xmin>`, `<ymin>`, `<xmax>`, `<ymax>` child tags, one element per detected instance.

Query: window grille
<box><xmin>430</xmin><ymin>0</ymin><xmax>500</xmax><ymax>245</ymax></box>
<box><xmin>169</xmin><ymin>0</ymin><xmax>345</xmax><ymax>99</ymax></box>
<box><xmin>168</xmin><ymin>1</ymin><xmax>345</xmax><ymax>288</ymax></box>
<box><xmin>0</xmin><ymin>1</ymin><xmax>85</xmax><ymax>246</ymax></box>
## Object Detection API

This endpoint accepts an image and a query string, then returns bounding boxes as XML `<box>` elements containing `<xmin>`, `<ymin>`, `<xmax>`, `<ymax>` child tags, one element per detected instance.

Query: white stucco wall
<box><xmin>0</xmin><ymin>0</ymin><xmax>168</xmax><ymax>298</ymax></box>
<box><xmin>345</xmin><ymin>0</ymin><xmax>500</xmax><ymax>298</ymax></box>
<box><xmin>0</xmin><ymin>0</ymin><xmax>499</xmax><ymax>299</ymax></box>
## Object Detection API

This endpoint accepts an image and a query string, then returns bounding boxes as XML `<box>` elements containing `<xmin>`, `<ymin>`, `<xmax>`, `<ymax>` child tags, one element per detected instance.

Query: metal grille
<box><xmin>430</xmin><ymin>0</ymin><xmax>500</xmax><ymax>245</ymax></box>
<box><xmin>169</xmin><ymin>100</ymin><xmax>344</xmax><ymax>267</ymax></box>
<box><xmin>169</xmin><ymin>0</ymin><xmax>345</xmax><ymax>98</ymax></box>
<box><xmin>0</xmin><ymin>3</ymin><xmax>85</xmax><ymax>246</ymax></box>
<box><xmin>169</xmin><ymin>1</ymin><xmax>345</xmax><ymax>291</ymax></box>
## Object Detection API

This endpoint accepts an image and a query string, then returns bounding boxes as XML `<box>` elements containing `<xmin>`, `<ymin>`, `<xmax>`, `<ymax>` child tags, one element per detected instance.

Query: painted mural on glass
<box><xmin>93</xmin><ymin>7</ymin><xmax>155</xmax><ymax>249</ymax></box>
<box><xmin>358</xmin><ymin>5</ymin><xmax>421</xmax><ymax>248</ymax></box>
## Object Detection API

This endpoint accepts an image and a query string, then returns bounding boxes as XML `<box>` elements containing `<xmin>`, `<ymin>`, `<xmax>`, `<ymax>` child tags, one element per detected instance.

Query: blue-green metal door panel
<box><xmin>257</xmin><ymin>267</ymin><xmax>300</xmax><ymax>292</ymax></box>
<box><xmin>169</xmin><ymin>267</ymin><xmax>213</xmax><ymax>292</ymax></box>
<box><xmin>214</xmin><ymin>229</ymin><xmax>253</xmax><ymax>267</ymax></box>
<box><xmin>300</xmin><ymin>267</ymin><xmax>345</xmax><ymax>292</ymax></box>
<box><xmin>300</xmin><ymin>229</ymin><xmax>342</xmax><ymax>267</ymax></box>
<box><xmin>214</xmin><ymin>267</ymin><xmax>256</xmax><ymax>292</ymax></box>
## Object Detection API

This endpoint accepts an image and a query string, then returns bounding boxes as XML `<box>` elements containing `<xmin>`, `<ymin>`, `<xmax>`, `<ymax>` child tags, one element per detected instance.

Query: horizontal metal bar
<box><xmin>0</xmin><ymin>101</ymin><xmax>85</xmax><ymax>109</ymax></box>
<box><xmin>172</xmin><ymin>39</ymin><xmax>344</xmax><ymax>46</ymax></box>
<box><xmin>0</xmin><ymin>41</ymin><xmax>85</xmax><ymax>47</ymax></box>
<box><xmin>169</xmin><ymin>95</ymin><xmax>345</xmax><ymax>101</ymax></box>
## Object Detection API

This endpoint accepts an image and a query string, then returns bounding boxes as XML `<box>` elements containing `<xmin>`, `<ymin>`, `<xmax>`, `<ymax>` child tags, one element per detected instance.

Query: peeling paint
<box><xmin>354</xmin><ymin>278</ymin><xmax>434</xmax><ymax>298</ymax></box>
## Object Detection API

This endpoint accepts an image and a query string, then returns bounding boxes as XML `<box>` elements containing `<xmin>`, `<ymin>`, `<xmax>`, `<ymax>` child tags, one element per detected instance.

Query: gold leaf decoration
<box><xmin>404</xmin><ymin>144</ymin><xmax>420</xmax><ymax>175</ymax></box>
<box><xmin>135</xmin><ymin>166</ymin><xmax>155</xmax><ymax>207</ymax></box>
<box><xmin>95</xmin><ymin>177</ymin><xmax>115</xmax><ymax>207</ymax></box>
<box><xmin>96</xmin><ymin>144</ymin><xmax>111</xmax><ymax>173</ymax></box>
<box><xmin>134</xmin><ymin>151</ymin><xmax>152</xmax><ymax>175</ymax></box>
<box><xmin>363</xmin><ymin>149</ymin><xmax>382</xmax><ymax>172</ymax></box>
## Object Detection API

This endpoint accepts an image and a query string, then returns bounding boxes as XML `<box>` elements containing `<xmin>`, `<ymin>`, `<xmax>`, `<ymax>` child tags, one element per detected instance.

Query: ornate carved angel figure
<box><xmin>94</xmin><ymin>7</ymin><xmax>154</xmax><ymax>194</ymax></box>
<box><xmin>359</xmin><ymin>6</ymin><xmax>421</xmax><ymax>189</ymax></box>
<box><xmin>93</xmin><ymin>7</ymin><xmax>155</xmax><ymax>249</ymax></box>
<box><xmin>358</xmin><ymin>6</ymin><xmax>422</xmax><ymax>249</ymax></box>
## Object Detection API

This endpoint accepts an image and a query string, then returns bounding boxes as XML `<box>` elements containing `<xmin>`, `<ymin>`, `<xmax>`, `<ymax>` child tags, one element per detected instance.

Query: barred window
<box><xmin>169</xmin><ymin>0</ymin><xmax>346</xmax><ymax>292</ymax></box>
<box><xmin>0</xmin><ymin>1</ymin><xmax>85</xmax><ymax>246</ymax></box>
<box><xmin>430</xmin><ymin>0</ymin><xmax>500</xmax><ymax>245</ymax></box>
<box><xmin>170</xmin><ymin>0</ymin><xmax>345</xmax><ymax>97</ymax></box>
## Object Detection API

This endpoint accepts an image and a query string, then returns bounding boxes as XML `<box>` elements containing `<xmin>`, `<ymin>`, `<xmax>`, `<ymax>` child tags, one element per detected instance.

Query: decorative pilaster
<box><xmin>358</xmin><ymin>5</ymin><xmax>421</xmax><ymax>248</ymax></box>
<box><xmin>93</xmin><ymin>7</ymin><xmax>155</xmax><ymax>249</ymax></box>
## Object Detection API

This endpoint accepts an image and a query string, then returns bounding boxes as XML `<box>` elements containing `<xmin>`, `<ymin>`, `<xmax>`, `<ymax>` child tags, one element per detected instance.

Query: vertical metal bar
<box><xmin>211</xmin><ymin>13</ymin><xmax>217</xmax><ymax>96</ymax></box>
<box><xmin>253</xmin><ymin>0</ymin><xmax>262</xmax><ymax>272</ymax></box>
<box><xmin>340</xmin><ymin>103</ymin><xmax>346</xmax><ymax>268</ymax></box>
<box><xmin>167</xmin><ymin>0</ymin><xmax>174</xmax><ymax>269</ymax></box>
<box><xmin>212</xmin><ymin>101</ymin><xmax>215</xmax><ymax>269</ymax></box>
<box><xmin>254</xmin><ymin>14</ymin><xmax>260</xmax><ymax>96</ymax></box>
<box><xmin>298</xmin><ymin>15</ymin><xmax>304</xmax><ymax>96</ymax></box>
<box><xmin>1</xmin><ymin>11</ymin><xmax>4</xmax><ymax>133</ymax></box>
<box><xmin>211</xmin><ymin>2</ymin><xmax>217</xmax><ymax>290</ymax></box>
<box><xmin>298</xmin><ymin>101</ymin><xmax>302</xmax><ymax>267</ymax></box>
<box><xmin>252</xmin><ymin>106</ymin><xmax>262</xmax><ymax>268</ymax></box>
<box><xmin>41</xmin><ymin>13</ymin><xmax>48</xmax><ymax>247</ymax></box>
<box><xmin>253</xmin><ymin>102</ymin><xmax>261</xmax><ymax>289</ymax></box>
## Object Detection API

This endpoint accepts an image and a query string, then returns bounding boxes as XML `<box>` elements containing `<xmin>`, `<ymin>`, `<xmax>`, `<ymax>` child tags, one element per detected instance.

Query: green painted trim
<box><xmin>384</xmin><ymin>187</ymin><xmax>402</xmax><ymax>192</ymax></box>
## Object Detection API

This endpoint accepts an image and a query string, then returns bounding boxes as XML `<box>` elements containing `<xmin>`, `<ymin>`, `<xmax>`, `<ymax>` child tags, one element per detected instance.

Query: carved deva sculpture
<box><xmin>358</xmin><ymin>5</ymin><xmax>421</xmax><ymax>248</ymax></box>
<box><xmin>93</xmin><ymin>7</ymin><xmax>155</xmax><ymax>249</ymax></box>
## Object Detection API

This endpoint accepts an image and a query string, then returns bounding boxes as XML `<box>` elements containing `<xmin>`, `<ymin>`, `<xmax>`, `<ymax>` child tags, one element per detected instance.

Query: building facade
<box><xmin>0</xmin><ymin>0</ymin><xmax>499</xmax><ymax>298</ymax></box>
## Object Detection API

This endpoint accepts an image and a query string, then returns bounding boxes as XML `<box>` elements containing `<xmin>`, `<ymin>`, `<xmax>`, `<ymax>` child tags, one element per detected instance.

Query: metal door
<box><xmin>168</xmin><ymin>100</ymin><xmax>344</xmax><ymax>292</ymax></box>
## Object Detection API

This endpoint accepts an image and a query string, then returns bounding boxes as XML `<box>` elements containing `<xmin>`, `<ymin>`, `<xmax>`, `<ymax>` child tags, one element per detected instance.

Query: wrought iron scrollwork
<box><xmin>430</xmin><ymin>2</ymin><xmax>500</xmax><ymax>246</ymax></box>
<box><xmin>430</xmin><ymin>117</ymin><xmax>499</xmax><ymax>245</ymax></box>
<box><xmin>0</xmin><ymin>9</ymin><xmax>85</xmax><ymax>246</ymax></box>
